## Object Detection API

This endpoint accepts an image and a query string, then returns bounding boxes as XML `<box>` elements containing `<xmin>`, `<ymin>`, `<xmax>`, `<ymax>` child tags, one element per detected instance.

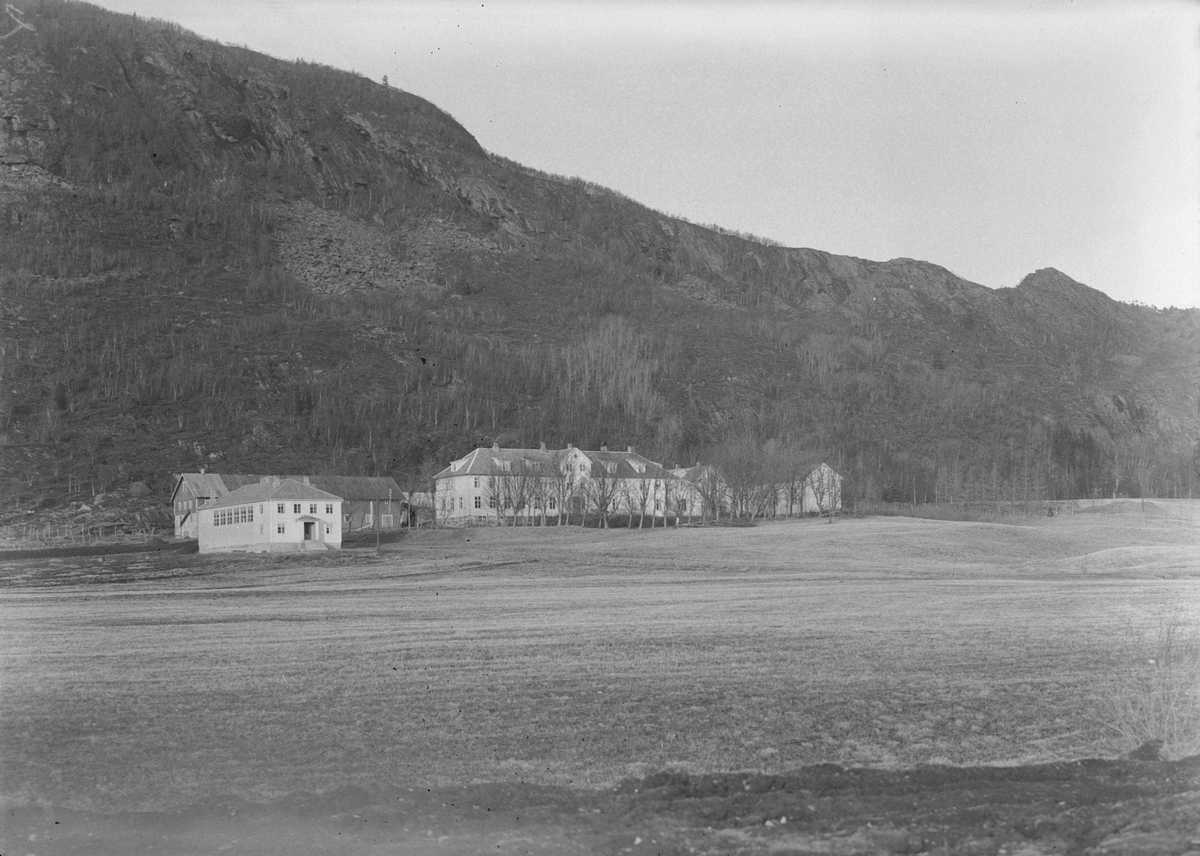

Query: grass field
<box><xmin>1</xmin><ymin>508</ymin><xmax>1198</xmax><ymax>852</ymax></box>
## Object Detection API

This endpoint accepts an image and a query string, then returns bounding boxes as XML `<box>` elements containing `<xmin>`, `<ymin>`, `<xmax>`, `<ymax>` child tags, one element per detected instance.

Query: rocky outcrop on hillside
<box><xmin>0</xmin><ymin>0</ymin><xmax>1197</xmax><ymax>513</ymax></box>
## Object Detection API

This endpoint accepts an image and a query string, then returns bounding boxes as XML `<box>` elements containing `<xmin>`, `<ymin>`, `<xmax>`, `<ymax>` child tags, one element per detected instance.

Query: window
<box><xmin>309</xmin><ymin>504</ymin><xmax>317</xmax><ymax>515</ymax></box>
<box><xmin>277</xmin><ymin>503</ymin><xmax>285</xmax><ymax>514</ymax></box>
<box><xmin>325</xmin><ymin>525</ymin><xmax>331</xmax><ymax>535</ymax></box>
<box><xmin>503</xmin><ymin>498</ymin><xmax>512</xmax><ymax>509</ymax></box>
<box><xmin>277</xmin><ymin>523</ymin><xmax>286</xmax><ymax>534</ymax></box>
<box><xmin>473</xmin><ymin>476</ymin><xmax>480</xmax><ymax>488</ymax></box>
<box><xmin>325</xmin><ymin>504</ymin><xmax>333</xmax><ymax>515</ymax></box>
<box><xmin>293</xmin><ymin>504</ymin><xmax>301</xmax><ymax>514</ymax></box>
<box><xmin>549</xmin><ymin>497</ymin><xmax>557</xmax><ymax>510</ymax></box>
<box><xmin>458</xmin><ymin>497</ymin><xmax>464</xmax><ymax>509</ymax></box>
<box><xmin>488</xmin><ymin>495</ymin><xmax>496</xmax><ymax>508</ymax></box>
<box><xmin>473</xmin><ymin>496</ymin><xmax>481</xmax><ymax>509</ymax></box>
<box><xmin>655</xmin><ymin>500</ymin><xmax>662</xmax><ymax>511</ymax></box>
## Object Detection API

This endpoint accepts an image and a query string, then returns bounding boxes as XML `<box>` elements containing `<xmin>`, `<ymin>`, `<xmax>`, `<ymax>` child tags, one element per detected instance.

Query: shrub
<box><xmin>1098</xmin><ymin>616</ymin><xmax>1200</xmax><ymax>759</ymax></box>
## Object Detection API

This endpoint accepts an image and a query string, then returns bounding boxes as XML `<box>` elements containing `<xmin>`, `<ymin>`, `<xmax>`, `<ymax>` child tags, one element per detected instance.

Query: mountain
<box><xmin>1</xmin><ymin>0</ymin><xmax>1198</xmax><ymax>518</ymax></box>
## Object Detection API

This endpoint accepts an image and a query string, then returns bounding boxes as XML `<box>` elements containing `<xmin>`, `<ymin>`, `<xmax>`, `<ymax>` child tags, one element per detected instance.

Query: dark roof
<box><xmin>581</xmin><ymin>450</ymin><xmax>672</xmax><ymax>481</ymax></box>
<box><xmin>205</xmin><ymin>479</ymin><xmax>342</xmax><ymax>509</ymax></box>
<box><xmin>300</xmin><ymin>475</ymin><xmax>403</xmax><ymax>500</ymax></box>
<box><xmin>435</xmin><ymin>446</ymin><xmax>675</xmax><ymax>481</ymax></box>
<box><xmin>434</xmin><ymin>448</ymin><xmax>564</xmax><ymax>479</ymax></box>
<box><xmin>671</xmin><ymin>463</ymin><xmax>722</xmax><ymax>484</ymax></box>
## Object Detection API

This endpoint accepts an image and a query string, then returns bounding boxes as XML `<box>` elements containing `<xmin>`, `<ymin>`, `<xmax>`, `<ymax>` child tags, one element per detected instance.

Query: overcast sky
<box><xmin>95</xmin><ymin>0</ymin><xmax>1200</xmax><ymax>308</ymax></box>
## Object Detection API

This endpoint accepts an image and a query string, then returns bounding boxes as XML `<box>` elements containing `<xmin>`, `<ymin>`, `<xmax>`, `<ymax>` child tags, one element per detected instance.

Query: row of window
<box><xmin>466</xmin><ymin>495</ymin><xmax>561</xmax><ymax>510</ymax></box>
<box><xmin>214</xmin><ymin>503</ymin><xmax>338</xmax><ymax>526</ymax></box>
<box><xmin>469</xmin><ymin>471</ymin><xmax>663</xmax><ymax>487</ymax></box>
<box><xmin>273</xmin><ymin>523</ymin><xmax>334</xmax><ymax>535</ymax></box>
<box><xmin>450</xmin><ymin>496</ymin><xmax>688</xmax><ymax>513</ymax></box>
<box><xmin>276</xmin><ymin>503</ymin><xmax>335</xmax><ymax>515</ymax></box>
<box><xmin>213</xmin><ymin>505</ymin><xmax>254</xmax><ymax>526</ymax></box>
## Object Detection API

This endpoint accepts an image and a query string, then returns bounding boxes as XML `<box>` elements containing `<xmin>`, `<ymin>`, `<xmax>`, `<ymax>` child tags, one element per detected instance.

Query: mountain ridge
<box><xmin>1</xmin><ymin>0</ymin><xmax>1197</xmax><ymax>518</ymax></box>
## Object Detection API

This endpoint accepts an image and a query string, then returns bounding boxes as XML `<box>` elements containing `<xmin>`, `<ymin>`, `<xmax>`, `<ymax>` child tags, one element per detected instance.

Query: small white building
<box><xmin>172</xmin><ymin>472</ymin><xmax>402</xmax><ymax>538</ymax></box>
<box><xmin>770</xmin><ymin>461</ymin><xmax>843</xmax><ymax>516</ymax></box>
<box><xmin>198</xmin><ymin>477</ymin><xmax>343</xmax><ymax>554</ymax></box>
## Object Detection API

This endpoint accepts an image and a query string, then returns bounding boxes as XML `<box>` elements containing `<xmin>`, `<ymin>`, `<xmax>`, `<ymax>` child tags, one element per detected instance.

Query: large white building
<box><xmin>197</xmin><ymin>477</ymin><xmax>343</xmax><ymax>554</ymax></box>
<box><xmin>434</xmin><ymin>443</ymin><xmax>687</xmax><ymax>526</ymax></box>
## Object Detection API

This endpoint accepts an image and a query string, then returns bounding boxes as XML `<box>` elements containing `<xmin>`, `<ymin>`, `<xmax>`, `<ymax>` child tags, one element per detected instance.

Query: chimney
<box><xmin>600</xmin><ymin>443</ymin><xmax>608</xmax><ymax>452</ymax></box>
<box><xmin>539</xmin><ymin>441</ymin><xmax>547</xmax><ymax>452</ymax></box>
<box><xmin>567</xmin><ymin>442</ymin><xmax>575</xmax><ymax>450</ymax></box>
<box><xmin>301</xmin><ymin>475</ymin><xmax>311</xmax><ymax>485</ymax></box>
<box><xmin>626</xmin><ymin>445</ymin><xmax>633</xmax><ymax>454</ymax></box>
<box><xmin>492</xmin><ymin>441</ymin><xmax>500</xmax><ymax>451</ymax></box>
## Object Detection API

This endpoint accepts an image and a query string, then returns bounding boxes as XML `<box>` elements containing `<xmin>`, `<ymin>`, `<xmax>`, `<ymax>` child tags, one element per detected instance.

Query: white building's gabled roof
<box><xmin>204</xmin><ymin>478</ymin><xmax>342</xmax><ymax>510</ymax></box>
<box><xmin>434</xmin><ymin>446</ymin><xmax>675</xmax><ymax>481</ymax></box>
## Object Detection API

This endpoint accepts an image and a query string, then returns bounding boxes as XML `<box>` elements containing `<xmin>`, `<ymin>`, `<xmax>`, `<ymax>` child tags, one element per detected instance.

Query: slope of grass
<box><xmin>1</xmin><ymin>512</ymin><xmax>1197</xmax><ymax>816</ymax></box>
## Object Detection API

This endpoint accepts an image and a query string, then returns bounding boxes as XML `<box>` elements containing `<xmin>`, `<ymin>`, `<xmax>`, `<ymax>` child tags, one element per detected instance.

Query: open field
<box><xmin>2</xmin><ymin>508</ymin><xmax>1199</xmax><ymax>853</ymax></box>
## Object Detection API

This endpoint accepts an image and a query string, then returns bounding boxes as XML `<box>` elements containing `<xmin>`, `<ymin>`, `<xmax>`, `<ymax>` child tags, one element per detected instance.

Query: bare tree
<box><xmin>583</xmin><ymin>463</ymin><xmax>619</xmax><ymax>528</ymax></box>
<box><xmin>806</xmin><ymin>464</ymin><xmax>842</xmax><ymax>521</ymax></box>
<box><xmin>526</xmin><ymin>469</ymin><xmax>550</xmax><ymax>525</ymax></box>
<box><xmin>694</xmin><ymin>465</ymin><xmax>728</xmax><ymax>523</ymax></box>
<box><xmin>500</xmin><ymin>465</ymin><xmax>535</xmax><ymax>525</ymax></box>
<box><xmin>551</xmin><ymin>459</ymin><xmax>575</xmax><ymax>526</ymax></box>
<box><xmin>484</xmin><ymin>475</ymin><xmax>506</xmax><ymax>525</ymax></box>
<box><xmin>710</xmin><ymin>434</ymin><xmax>767</xmax><ymax>520</ymax></box>
<box><xmin>436</xmin><ymin>488</ymin><xmax>455</xmax><ymax>527</ymax></box>
<box><xmin>618</xmin><ymin>482</ymin><xmax>637</xmax><ymax>528</ymax></box>
<box><xmin>634</xmin><ymin>476</ymin><xmax>654</xmax><ymax>528</ymax></box>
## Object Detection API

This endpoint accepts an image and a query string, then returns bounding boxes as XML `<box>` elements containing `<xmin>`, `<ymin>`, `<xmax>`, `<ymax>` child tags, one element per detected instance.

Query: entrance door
<box><xmin>303</xmin><ymin>521</ymin><xmax>315</xmax><ymax>541</ymax></box>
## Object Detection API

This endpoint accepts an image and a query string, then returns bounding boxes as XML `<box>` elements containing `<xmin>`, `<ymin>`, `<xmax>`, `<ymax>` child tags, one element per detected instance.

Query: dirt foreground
<box><xmin>3</xmin><ymin>510</ymin><xmax>1200</xmax><ymax>855</ymax></box>
<box><xmin>5</xmin><ymin>756</ymin><xmax>1200</xmax><ymax>855</ymax></box>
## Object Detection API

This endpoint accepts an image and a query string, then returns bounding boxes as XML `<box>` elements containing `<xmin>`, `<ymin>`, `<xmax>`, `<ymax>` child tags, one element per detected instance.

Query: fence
<box><xmin>0</xmin><ymin>522</ymin><xmax>166</xmax><ymax>548</ymax></box>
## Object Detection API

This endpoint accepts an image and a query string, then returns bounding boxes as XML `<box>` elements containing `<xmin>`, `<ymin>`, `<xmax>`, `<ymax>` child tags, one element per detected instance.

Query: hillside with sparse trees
<box><xmin>1</xmin><ymin>0</ymin><xmax>1198</xmax><ymax>524</ymax></box>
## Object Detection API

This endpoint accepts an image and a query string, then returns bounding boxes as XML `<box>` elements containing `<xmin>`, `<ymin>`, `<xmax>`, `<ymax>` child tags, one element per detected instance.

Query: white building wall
<box><xmin>436</xmin><ymin>473</ymin><xmax>571</xmax><ymax>526</ymax></box>
<box><xmin>199</xmin><ymin>499</ymin><xmax>343</xmax><ymax>553</ymax></box>
<box><xmin>435</xmin><ymin>474</ymin><xmax>495</xmax><ymax>525</ymax></box>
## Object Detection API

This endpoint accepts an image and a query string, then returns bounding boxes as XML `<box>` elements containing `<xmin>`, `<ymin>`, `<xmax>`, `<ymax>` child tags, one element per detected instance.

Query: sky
<box><xmin>94</xmin><ymin>0</ymin><xmax>1200</xmax><ymax>308</ymax></box>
